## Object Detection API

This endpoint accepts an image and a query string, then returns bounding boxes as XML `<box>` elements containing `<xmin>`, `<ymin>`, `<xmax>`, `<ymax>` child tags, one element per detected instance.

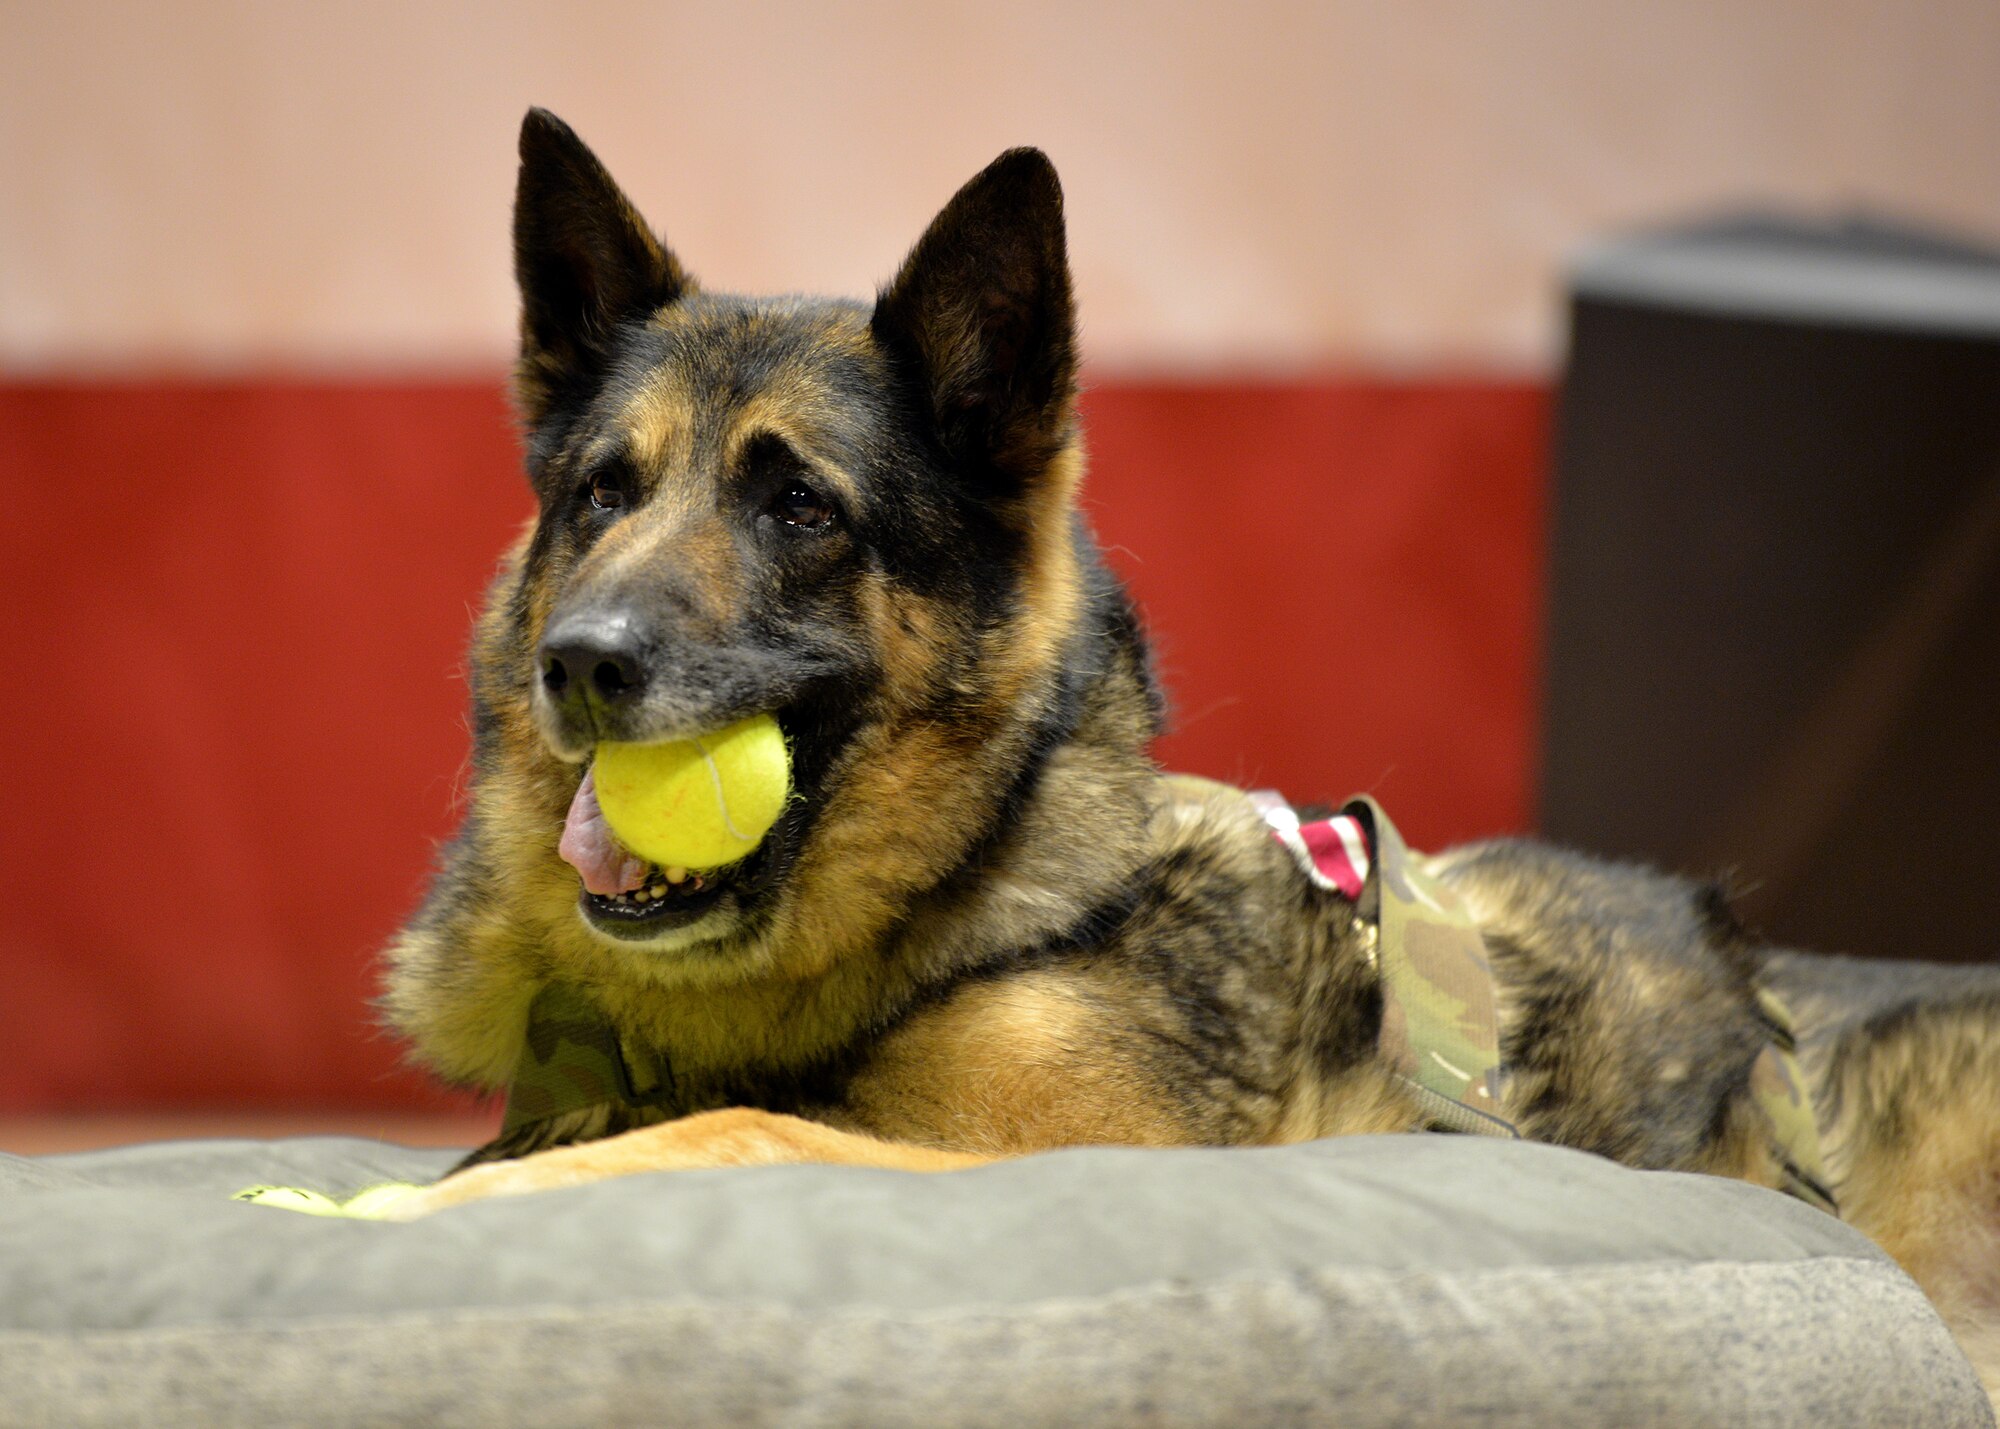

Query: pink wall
<box><xmin>6</xmin><ymin>0</ymin><xmax>1999</xmax><ymax>373</ymax></box>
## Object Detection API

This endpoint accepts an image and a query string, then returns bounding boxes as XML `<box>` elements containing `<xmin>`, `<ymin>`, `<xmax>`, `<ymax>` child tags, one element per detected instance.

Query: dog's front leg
<box><xmin>382</xmin><ymin>1107</ymin><xmax>989</xmax><ymax>1219</ymax></box>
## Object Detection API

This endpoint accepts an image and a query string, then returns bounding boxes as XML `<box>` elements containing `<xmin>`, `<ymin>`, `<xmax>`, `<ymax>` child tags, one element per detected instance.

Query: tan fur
<box><xmin>855</xmin><ymin>573</ymin><xmax>948</xmax><ymax>705</ymax></box>
<box><xmin>838</xmin><ymin>971</ymin><xmax>1204</xmax><ymax>1153</ymax></box>
<box><xmin>614</xmin><ymin>379</ymin><xmax>680</xmax><ymax>475</ymax></box>
<box><xmin>1803</xmin><ymin>1000</ymin><xmax>2000</xmax><ymax>1403</ymax></box>
<box><xmin>1273</xmin><ymin>1065</ymin><xmax>1426</xmax><ymax>1144</ymax></box>
<box><xmin>384</xmin><ymin>1108</ymin><xmax>985</xmax><ymax>1219</ymax></box>
<box><xmin>980</xmin><ymin>444</ymin><xmax>1085</xmax><ymax>708</ymax></box>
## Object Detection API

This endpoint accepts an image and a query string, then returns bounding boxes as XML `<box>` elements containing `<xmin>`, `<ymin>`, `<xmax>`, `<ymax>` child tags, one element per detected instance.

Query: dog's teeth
<box><xmin>664</xmin><ymin>866</ymin><xmax>688</xmax><ymax>884</ymax></box>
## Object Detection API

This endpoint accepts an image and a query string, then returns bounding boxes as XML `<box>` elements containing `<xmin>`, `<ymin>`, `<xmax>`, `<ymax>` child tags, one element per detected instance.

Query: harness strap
<box><xmin>1257</xmin><ymin>791</ymin><xmax>1518</xmax><ymax>1138</ymax></box>
<box><xmin>502</xmin><ymin>983</ymin><xmax>675</xmax><ymax>1135</ymax></box>
<box><xmin>1255</xmin><ymin>787</ymin><xmax>1835</xmax><ymax>1211</ymax></box>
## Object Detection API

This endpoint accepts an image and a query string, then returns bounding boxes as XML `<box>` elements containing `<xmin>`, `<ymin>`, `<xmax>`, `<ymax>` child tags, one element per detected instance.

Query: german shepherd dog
<box><xmin>381</xmin><ymin>109</ymin><xmax>2000</xmax><ymax>1395</ymax></box>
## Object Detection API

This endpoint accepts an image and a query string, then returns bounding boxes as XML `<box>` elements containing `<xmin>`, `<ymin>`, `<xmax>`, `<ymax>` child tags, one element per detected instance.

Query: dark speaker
<box><xmin>1542</xmin><ymin>217</ymin><xmax>2000</xmax><ymax>964</ymax></box>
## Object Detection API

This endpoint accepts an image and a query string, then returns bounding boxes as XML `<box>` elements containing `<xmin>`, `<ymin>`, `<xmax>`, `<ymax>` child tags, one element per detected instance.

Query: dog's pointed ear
<box><xmin>512</xmin><ymin>108</ymin><xmax>692</xmax><ymax>426</ymax></box>
<box><xmin>872</xmin><ymin>148</ymin><xmax>1076</xmax><ymax>499</ymax></box>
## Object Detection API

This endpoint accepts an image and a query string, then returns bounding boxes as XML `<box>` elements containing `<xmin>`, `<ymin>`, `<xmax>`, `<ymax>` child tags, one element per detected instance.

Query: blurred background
<box><xmin>4</xmin><ymin>1</ymin><xmax>1997</xmax><ymax>1149</ymax></box>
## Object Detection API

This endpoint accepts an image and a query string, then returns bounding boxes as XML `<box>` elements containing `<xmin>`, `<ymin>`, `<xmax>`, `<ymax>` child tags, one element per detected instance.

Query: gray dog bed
<box><xmin>0</xmin><ymin>1134</ymin><xmax>1988</xmax><ymax>1427</ymax></box>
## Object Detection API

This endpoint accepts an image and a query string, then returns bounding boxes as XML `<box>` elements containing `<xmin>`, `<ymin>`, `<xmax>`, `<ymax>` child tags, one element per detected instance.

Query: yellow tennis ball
<box><xmin>593</xmin><ymin>712</ymin><xmax>791</xmax><ymax>871</ymax></box>
<box><xmin>232</xmin><ymin>1181</ymin><xmax>427</xmax><ymax>1219</ymax></box>
<box><xmin>233</xmin><ymin>1185</ymin><xmax>346</xmax><ymax>1216</ymax></box>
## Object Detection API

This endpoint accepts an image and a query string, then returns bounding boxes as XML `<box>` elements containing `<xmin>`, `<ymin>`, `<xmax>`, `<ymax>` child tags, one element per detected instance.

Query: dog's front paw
<box><xmin>364</xmin><ymin>1160</ymin><xmax>558</xmax><ymax>1219</ymax></box>
<box><xmin>369</xmin><ymin>1108</ymin><xmax>988</xmax><ymax>1218</ymax></box>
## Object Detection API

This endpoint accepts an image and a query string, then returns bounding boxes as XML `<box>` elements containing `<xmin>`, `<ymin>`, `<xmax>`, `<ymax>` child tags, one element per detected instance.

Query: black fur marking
<box><xmin>513</xmin><ymin>109</ymin><xmax>688</xmax><ymax>425</ymax></box>
<box><xmin>872</xmin><ymin>148</ymin><xmax>1075</xmax><ymax>504</ymax></box>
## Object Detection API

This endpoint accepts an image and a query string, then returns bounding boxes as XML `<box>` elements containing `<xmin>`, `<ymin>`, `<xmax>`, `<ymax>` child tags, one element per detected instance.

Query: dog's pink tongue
<box><xmin>559</xmin><ymin>765</ymin><xmax>649</xmax><ymax>896</ymax></box>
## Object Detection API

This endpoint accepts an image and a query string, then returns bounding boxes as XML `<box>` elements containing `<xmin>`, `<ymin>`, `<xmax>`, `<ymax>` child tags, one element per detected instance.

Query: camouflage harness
<box><xmin>1254</xmin><ymin>792</ymin><xmax>1519</xmax><ymax>1138</ymax></box>
<box><xmin>1256</xmin><ymin>791</ymin><xmax>1835</xmax><ymax>1213</ymax></box>
<box><xmin>501</xmin><ymin>788</ymin><xmax>1834</xmax><ymax>1215</ymax></box>
<box><xmin>502</xmin><ymin>983</ymin><xmax>678</xmax><ymax>1137</ymax></box>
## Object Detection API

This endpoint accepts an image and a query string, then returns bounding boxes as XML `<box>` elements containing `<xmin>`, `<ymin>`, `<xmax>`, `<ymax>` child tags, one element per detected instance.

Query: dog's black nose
<box><xmin>540</xmin><ymin>616</ymin><xmax>648</xmax><ymax>713</ymax></box>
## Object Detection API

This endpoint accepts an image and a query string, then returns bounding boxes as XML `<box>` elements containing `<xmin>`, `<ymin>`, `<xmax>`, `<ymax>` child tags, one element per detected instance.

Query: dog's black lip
<box><xmin>573</xmin><ymin>792</ymin><xmax>809</xmax><ymax>944</ymax></box>
<box><xmin>580</xmin><ymin>877</ymin><xmax>731</xmax><ymax>934</ymax></box>
<box><xmin>575</xmin><ymin>825</ymin><xmax>767</xmax><ymax>937</ymax></box>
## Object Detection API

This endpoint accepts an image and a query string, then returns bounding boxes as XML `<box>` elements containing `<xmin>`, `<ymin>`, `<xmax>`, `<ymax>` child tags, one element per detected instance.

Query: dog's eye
<box><xmin>588</xmin><ymin>472</ymin><xmax>630</xmax><ymax>511</ymax></box>
<box><xmin>769</xmin><ymin>482</ymin><xmax>835</xmax><ymax>531</ymax></box>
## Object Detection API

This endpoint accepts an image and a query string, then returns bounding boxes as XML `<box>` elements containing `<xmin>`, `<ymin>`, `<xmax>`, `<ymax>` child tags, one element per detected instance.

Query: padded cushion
<box><xmin>0</xmin><ymin>1135</ymin><xmax>1989</xmax><ymax>1427</ymax></box>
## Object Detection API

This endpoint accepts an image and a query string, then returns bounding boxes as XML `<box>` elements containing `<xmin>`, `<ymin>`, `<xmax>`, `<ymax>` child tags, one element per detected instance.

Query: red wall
<box><xmin>0</xmin><ymin>377</ymin><xmax>1547</xmax><ymax>1112</ymax></box>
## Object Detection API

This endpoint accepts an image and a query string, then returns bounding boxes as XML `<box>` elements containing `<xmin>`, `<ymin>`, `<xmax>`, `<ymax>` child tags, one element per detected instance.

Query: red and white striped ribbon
<box><xmin>1249</xmin><ymin>790</ymin><xmax>1371</xmax><ymax>899</ymax></box>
